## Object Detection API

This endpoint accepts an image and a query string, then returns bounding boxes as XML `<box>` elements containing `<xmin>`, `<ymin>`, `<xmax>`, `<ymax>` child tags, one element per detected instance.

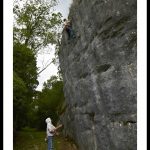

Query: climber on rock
<box><xmin>63</xmin><ymin>18</ymin><xmax>76</xmax><ymax>40</ymax></box>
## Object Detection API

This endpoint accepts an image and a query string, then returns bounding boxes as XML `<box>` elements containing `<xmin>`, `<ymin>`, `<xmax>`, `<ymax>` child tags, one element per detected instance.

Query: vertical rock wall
<box><xmin>59</xmin><ymin>0</ymin><xmax>137</xmax><ymax>149</ymax></box>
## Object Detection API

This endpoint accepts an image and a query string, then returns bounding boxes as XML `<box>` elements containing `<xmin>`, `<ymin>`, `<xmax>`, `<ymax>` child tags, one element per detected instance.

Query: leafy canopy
<box><xmin>13</xmin><ymin>0</ymin><xmax>63</xmax><ymax>53</ymax></box>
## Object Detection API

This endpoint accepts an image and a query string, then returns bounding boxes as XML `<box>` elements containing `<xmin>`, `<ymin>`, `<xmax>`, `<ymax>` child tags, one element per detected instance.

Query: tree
<box><xmin>13</xmin><ymin>0</ymin><xmax>63</xmax><ymax>131</ymax></box>
<box><xmin>13</xmin><ymin>71</ymin><xmax>28</xmax><ymax>131</ymax></box>
<box><xmin>43</xmin><ymin>75</ymin><xmax>58</xmax><ymax>89</ymax></box>
<box><xmin>13</xmin><ymin>0</ymin><xmax>62</xmax><ymax>54</ymax></box>
<box><xmin>13</xmin><ymin>42</ymin><xmax>38</xmax><ymax>98</ymax></box>
<box><xmin>13</xmin><ymin>42</ymin><xmax>39</xmax><ymax>132</ymax></box>
<box><xmin>34</xmin><ymin>76</ymin><xmax>65</xmax><ymax>129</ymax></box>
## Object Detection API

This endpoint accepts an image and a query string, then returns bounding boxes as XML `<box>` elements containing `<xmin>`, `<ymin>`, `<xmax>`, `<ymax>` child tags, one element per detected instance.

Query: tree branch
<box><xmin>37</xmin><ymin>60</ymin><xmax>53</xmax><ymax>75</ymax></box>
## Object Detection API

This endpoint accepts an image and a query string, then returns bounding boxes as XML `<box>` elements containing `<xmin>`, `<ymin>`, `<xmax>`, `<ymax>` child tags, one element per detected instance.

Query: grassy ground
<box><xmin>14</xmin><ymin>128</ymin><xmax>77</xmax><ymax>150</ymax></box>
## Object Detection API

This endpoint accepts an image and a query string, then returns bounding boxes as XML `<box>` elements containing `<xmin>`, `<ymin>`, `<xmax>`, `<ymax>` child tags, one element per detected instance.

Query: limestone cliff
<box><xmin>59</xmin><ymin>0</ymin><xmax>137</xmax><ymax>149</ymax></box>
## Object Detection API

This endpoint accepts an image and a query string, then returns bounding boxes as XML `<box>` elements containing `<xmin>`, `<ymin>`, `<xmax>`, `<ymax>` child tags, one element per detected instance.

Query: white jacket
<box><xmin>45</xmin><ymin>118</ymin><xmax>56</xmax><ymax>136</ymax></box>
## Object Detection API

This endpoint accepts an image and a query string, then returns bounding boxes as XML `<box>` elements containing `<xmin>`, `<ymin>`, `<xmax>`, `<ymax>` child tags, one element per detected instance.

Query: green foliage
<box><xmin>34</xmin><ymin>76</ymin><xmax>65</xmax><ymax>129</ymax></box>
<box><xmin>13</xmin><ymin>0</ymin><xmax>63</xmax><ymax>133</ymax></box>
<box><xmin>13</xmin><ymin>42</ymin><xmax>39</xmax><ymax>131</ymax></box>
<box><xmin>13</xmin><ymin>71</ymin><xmax>28</xmax><ymax>131</ymax></box>
<box><xmin>43</xmin><ymin>75</ymin><xmax>58</xmax><ymax>89</ymax></box>
<box><xmin>13</xmin><ymin>0</ymin><xmax>63</xmax><ymax>53</ymax></box>
<box><xmin>13</xmin><ymin>42</ymin><xmax>38</xmax><ymax>97</ymax></box>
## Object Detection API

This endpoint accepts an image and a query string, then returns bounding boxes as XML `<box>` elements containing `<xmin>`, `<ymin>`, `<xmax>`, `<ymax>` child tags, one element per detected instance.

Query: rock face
<box><xmin>59</xmin><ymin>0</ymin><xmax>137</xmax><ymax>150</ymax></box>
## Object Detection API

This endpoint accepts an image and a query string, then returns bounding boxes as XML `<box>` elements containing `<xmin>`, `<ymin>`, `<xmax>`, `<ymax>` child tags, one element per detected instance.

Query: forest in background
<box><xmin>13</xmin><ymin>0</ymin><xmax>65</xmax><ymax>136</ymax></box>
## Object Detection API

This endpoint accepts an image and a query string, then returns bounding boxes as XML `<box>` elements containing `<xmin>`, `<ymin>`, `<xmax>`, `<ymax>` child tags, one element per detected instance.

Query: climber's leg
<box><xmin>70</xmin><ymin>28</ymin><xmax>76</xmax><ymax>38</ymax></box>
<box><xmin>66</xmin><ymin>27</ymin><xmax>71</xmax><ymax>40</ymax></box>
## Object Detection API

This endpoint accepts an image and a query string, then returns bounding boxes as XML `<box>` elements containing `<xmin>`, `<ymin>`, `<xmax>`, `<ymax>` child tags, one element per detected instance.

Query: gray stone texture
<box><xmin>59</xmin><ymin>0</ymin><xmax>137</xmax><ymax>149</ymax></box>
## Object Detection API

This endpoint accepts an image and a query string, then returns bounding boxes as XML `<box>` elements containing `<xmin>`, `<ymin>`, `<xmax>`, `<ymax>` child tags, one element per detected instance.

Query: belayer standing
<box><xmin>45</xmin><ymin>117</ymin><xmax>63</xmax><ymax>150</ymax></box>
<box><xmin>63</xmin><ymin>18</ymin><xmax>76</xmax><ymax>40</ymax></box>
<box><xmin>45</xmin><ymin>117</ymin><xmax>56</xmax><ymax>150</ymax></box>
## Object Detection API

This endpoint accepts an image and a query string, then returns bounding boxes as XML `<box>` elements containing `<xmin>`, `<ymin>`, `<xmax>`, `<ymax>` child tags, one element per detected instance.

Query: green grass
<box><xmin>14</xmin><ymin>128</ymin><xmax>47</xmax><ymax>150</ymax></box>
<box><xmin>14</xmin><ymin>128</ymin><xmax>77</xmax><ymax>150</ymax></box>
